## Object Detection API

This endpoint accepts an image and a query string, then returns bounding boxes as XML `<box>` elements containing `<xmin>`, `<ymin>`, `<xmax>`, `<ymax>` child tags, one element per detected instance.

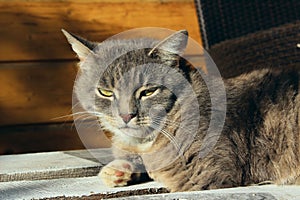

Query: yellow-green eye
<box><xmin>141</xmin><ymin>88</ymin><xmax>157</xmax><ymax>97</ymax></box>
<box><xmin>145</xmin><ymin>91</ymin><xmax>154</xmax><ymax>96</ymax></box>
<box><xmin>98</xmin><ymin>88</ymin><xmax>114</xmax><ymax>97</ymax></box>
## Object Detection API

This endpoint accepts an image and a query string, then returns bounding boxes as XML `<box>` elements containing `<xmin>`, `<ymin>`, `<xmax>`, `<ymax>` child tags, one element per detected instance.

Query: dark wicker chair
<box><xmin>194</xmin><ymin>0</ymin><xmax>300</xmax><ymax>78</ymax></box>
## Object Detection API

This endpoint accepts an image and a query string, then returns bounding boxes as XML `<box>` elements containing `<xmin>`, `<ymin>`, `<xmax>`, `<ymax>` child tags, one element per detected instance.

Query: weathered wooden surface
<box><xmin>0</xmin><ymin>149</ymin><xmax>112</xmax><ymax>182</ymax></box>
<box><xmin>112</xmin><ymin>186</ymin><xmax>300</xmax><ymax>200</ymax></box>
<box><xmin>1</xmin><ymin>177</ymin><xmax>299</xmax><ymax>200</ymax></box>
<box><xmin>0</xmin><ymin>148</ymin><xmax>163</xmax><ymax>199</ymax></box>
<box><xmin>2</xmin><ymin>179</ymin><xmax>300</xmax><ymax>200</ymax></box>
<box><xmin>0</xmin><ymin>149</ymin><xmax>299</xmax><ymax>199</ymax></box>
<box><xmin>0</xmin><ymin>176</ymin><xmax>164</xmax><ymax>200</ymax></box>
<box><xmin>0</xmin><ymin>0</ymin><xmax>201</xmax><ymax>62</ymax></box>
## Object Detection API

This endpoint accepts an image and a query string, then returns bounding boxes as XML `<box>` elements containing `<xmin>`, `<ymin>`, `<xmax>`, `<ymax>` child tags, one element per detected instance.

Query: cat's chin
<box><xmin>111</xmin><ymin>125</ymin><xmax>155</xmax><ymax>140</ymax></box>
<box><xmin>110</xmin><ymin>127</ymin><xmax>157</xmax><ymax>153</ymax></box>
<box><xmin>119</xmin><ymin>126</ymin><xmax>153</xmax><ymax>139</ymax></box>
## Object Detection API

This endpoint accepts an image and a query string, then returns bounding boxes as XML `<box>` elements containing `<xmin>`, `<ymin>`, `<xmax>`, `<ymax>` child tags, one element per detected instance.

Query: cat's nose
<box><xmin>120</xmin><ymin>113</ymin><xmax>136</xmax><ymax>124</ymax></box>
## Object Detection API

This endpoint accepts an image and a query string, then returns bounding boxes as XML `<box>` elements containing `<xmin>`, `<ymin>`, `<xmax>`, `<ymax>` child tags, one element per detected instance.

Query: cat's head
<box><xmin>63</xmin><ymin>29</ymin><xmax>194</xmax><ymax>149</ymax></box>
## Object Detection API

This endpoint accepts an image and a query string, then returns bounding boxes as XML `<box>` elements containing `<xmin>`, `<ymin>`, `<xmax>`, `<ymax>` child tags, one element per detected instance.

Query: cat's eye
<box><xmin>144</xmin><ymin>90</ymin><xmax>155</xmax><ymax>96</ymax></box>
<box><xmin>140</xmin><ymin>88</ymin><xmax>158</xmax><ymax>98</ymax></box>
<box><xmin>98</xmin><ymin>88</ymin><xmax>114</xmax><ymax>97</ymax></box>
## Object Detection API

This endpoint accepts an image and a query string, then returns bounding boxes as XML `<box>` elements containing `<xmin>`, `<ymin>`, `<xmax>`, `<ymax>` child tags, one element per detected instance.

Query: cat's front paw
<box><xmin>98</xmin><ymin>159</ymin><xmax>134</xmax><ymax>187</ymax></box>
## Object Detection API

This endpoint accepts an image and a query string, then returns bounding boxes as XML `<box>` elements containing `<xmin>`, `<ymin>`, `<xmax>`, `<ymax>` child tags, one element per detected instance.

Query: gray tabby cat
<box><xmin>62</xmin><ymin>29</ymin><xmax>300</xmax><ymax>192</ymax></box>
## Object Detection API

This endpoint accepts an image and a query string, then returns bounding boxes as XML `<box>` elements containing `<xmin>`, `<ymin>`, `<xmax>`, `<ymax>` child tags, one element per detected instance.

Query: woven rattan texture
<box><xmin>198</xmin><ymin>0</ymin><xmax>300</xmax><ymax>48</ymax></box>
<box><xmin>208</xmin><ymin>21</ymin><xmax>300</xmax><ymax>78</ymax></box>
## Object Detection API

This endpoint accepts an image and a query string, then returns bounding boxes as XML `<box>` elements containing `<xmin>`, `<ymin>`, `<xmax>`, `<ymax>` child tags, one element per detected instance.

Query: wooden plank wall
<box><xmin>0</xmin><ymin>0</ymin><xmax>201</xmax><ymax>154</ymax></box>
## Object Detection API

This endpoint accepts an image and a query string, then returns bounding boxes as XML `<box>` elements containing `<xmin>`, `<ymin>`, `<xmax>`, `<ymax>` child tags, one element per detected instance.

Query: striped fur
<box><xmin>63</xmin><ymin>30</ymin><xmax>300</xmax><ymax>192</ymax></box>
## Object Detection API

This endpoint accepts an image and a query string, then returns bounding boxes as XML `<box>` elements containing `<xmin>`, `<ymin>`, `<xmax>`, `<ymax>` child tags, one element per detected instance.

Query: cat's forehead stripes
<box><xmin>98</xmin><ymin>50</ymin><xmax>160</xmax><ymax>91</ymax></box>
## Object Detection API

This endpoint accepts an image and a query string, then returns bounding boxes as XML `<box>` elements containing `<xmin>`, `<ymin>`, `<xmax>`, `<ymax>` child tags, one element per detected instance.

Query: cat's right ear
<box><xmin>148</xmin><ymin>30</ymin><xmax>188</xmax><ymax>56</ymax></box>
<box><xmin>62</xmin><ymin>29</ymin><xmax>97</xmax><ymax>61</ymax></box>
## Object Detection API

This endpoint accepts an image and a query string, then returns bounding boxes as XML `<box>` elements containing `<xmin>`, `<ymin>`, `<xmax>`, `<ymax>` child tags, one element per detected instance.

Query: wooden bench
<box><xmin>1</xmin><ymin>148</ymin><xmax>300</xmax><ymax>199</ymax></box>
<box><xmin>0</xmin><ymin>148</ymin><xmax>166</xmax><ymax>199</ymax></box>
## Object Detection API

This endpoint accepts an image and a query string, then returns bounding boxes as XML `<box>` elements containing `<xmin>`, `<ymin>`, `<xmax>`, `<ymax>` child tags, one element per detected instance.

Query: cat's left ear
<box><xmin>62</xmin><ymin>29</ymin><xmax>97</xmax><ymax>61</ymax></box>
<box><xmin>148</xmin><ymin>30</ymin><xmax>188</xmax><ymax>56</ymax></box>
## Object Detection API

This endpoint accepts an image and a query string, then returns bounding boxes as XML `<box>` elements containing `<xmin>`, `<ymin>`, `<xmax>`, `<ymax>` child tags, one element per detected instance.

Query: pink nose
<box><xmin>120</xmin><ymin>113</ymin><xmax>136</xmax><ymax>124</ymax></box>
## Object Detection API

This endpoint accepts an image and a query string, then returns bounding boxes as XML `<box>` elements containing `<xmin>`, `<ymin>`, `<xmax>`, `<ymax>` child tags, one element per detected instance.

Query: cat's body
<box><xmin>63</xmin><ymin>29</ymin><xmax>300</xmax><ymax>192</ymax></box>
<box><xmin>148</xmin><ymin>68</ymin><xmax>300</xmax><ymax>191</ymax></box>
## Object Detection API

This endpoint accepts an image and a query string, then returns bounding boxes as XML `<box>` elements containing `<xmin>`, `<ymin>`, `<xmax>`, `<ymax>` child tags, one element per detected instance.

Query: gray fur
<box><xmin>63</xmin><ymin>30</ymin><xmax>300</xmax><ymax>192</ymax></box>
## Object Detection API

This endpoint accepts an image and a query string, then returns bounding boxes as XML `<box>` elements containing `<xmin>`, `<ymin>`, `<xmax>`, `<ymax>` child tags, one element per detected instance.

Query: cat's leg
<box><xmin>99</xmin><ymin>148</ymin><xmax>151</xmax><ymax>187</ymax></box>
<box><xmin>99</xmin><ymin>159</ymin><xmax>147</xmax><ymax>187</ymax></box>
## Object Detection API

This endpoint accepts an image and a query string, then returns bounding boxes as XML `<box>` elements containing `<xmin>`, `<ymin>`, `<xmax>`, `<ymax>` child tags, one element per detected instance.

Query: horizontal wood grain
<box><xmin>0</xmin><ymin>61</ymin><xmax>77</xmax><ymax>125</ymax></box>
<box><xmin>0</xmin><ymin>175</ymin><xmax>163</xmax><ymax>199</ymax></box>
<box><xmin>0</xmin><ymin>0</ymin><xmax>201</xmax><ymax>62</ymax></box>
<box><xmin>0</xmin><ymin>149</ymin><xmax>110</xmax><ymax>182</ymax></box>
<box><xmin>0</xmin><ymin>122</ymin><xmax>111</xmax><ymax>155</ymax></box>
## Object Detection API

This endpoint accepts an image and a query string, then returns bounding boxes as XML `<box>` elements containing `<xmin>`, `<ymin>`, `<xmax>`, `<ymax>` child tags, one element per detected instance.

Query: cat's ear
<box><xmin>148</xmin><ymin>30</ymin><xmax>188</xmax><ymax>56</ymax></box>
<box><xmin>62</xmin><ymin>29</ymin><xmax>97</xmax><ymax>61</ymax></box>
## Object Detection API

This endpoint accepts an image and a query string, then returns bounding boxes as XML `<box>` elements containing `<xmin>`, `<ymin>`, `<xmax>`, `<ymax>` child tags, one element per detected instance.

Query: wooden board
<box><xmin>0</xmin><ymin>0</ymin><xmax>201</xmax><ymax>62</ymax></box>
<box><xmin>0</xmin><ymin>61</ymin><xmax>77</xmax><ymax>125</ymax></box>
<box><xmin>0</xmin><ymin>122</ymin><xmax>111</xmax><ymax>155</ymax></box>
<box><xmin>0</xmin><ymin>149</ymin><xmax>112</xmax><ymax>182</ymax></box>
<box><xmin>0</xmin><ymin>148</ymin><xmax>164</xmax><ymax>199</ymax></box>
<box><xmin>0</xmin><ymin>149</ymin><xmax>299</xmax><ymax>199</ymax></box>
<box><xmin>0</xmin><ymin>176</ymin><xmax>164</xmax><ymax>199</ymax></box>
<box><xmin>2</xmin><ymin>177</ymin><xmax>299</xmax><ymax>200</ymax></box>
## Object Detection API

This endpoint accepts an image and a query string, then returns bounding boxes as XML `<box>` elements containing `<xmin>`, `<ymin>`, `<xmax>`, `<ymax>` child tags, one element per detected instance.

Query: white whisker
<box><xmin>150</xmin><ymin>121</ymin><xmax>183</xmax><ymax>156</ymax></box>
<box><xmin>151</xmin><ymin>116</ymin><xmax>196</xmax><ymax>134</ymax></box>
<box><xmin>51</xmin><ymin>111</ymin><xmax>99</xmax><ymax>120</ymax></box>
